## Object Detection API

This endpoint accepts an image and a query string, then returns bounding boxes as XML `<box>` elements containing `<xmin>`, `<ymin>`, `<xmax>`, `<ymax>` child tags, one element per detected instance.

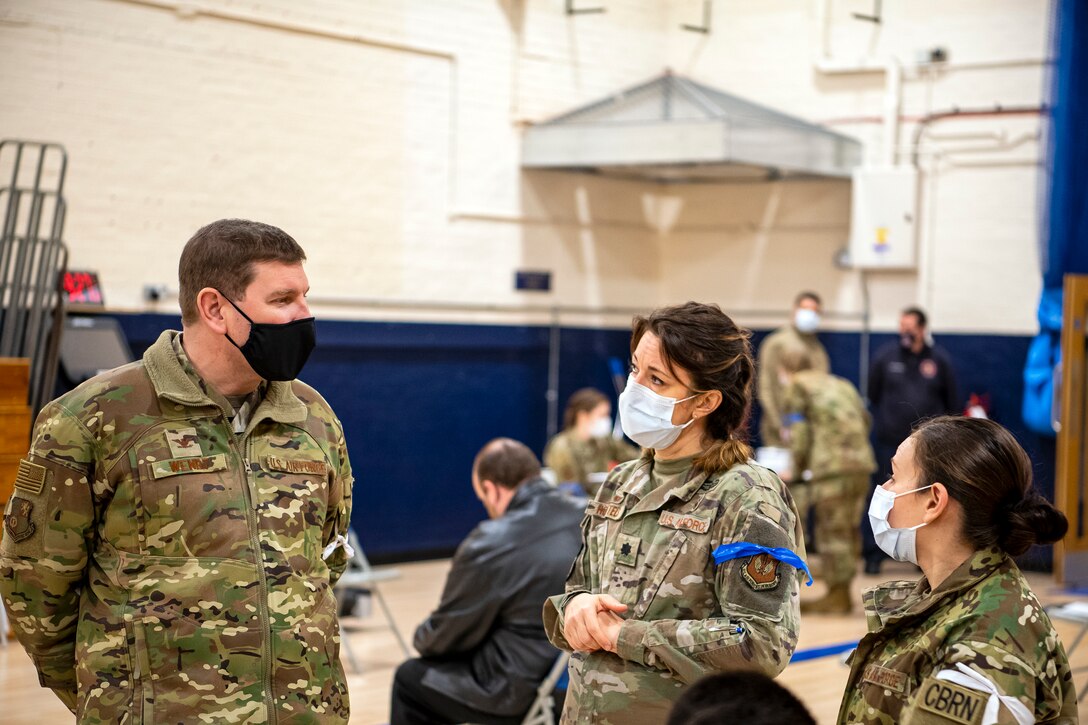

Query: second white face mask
<box><xmin>794</xmin><ymin>308</ymin><xmax>821</xmax><ymax>334</ymax></box>
<box><xmin>618</xmin><ymin>375</ymin><xmax>698</xmax><ymax>449</ymax></box>
<box><xmin>868</xmin><ymin>484</ymin><xmax>934</xmax><ymax>564</ymax></box>
<box><xmin>588</xmin><ymin>416</ymin><xmax>612</xmax><ymax>439</ymax></box>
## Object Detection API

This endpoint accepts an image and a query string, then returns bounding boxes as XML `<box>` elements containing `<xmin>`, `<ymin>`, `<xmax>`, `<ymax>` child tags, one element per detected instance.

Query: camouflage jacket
<box><xmin>838</xmin><ymin>547</ymin><xmax>1078</xmax><ymax>725</ymax></box>
<box><xmin>781</xmin><ymin>371</ymin><xmax>876</xmax><ymax>481</ymax></box>
<box><xmin>0</xmin><ymin>330</ymin><xmax>354</xmax><ymax>724</ymax></box>
<box><xmin>543</xmin><ymin>430</ymin><xmax>640</xmax><ymax>497</ymax></box>
<box><xmin>756</xmin><ymin>325</ymin><xmax>829</xmax><ymax>447</ymax></box>
<box><xmin>543</xmin><ymin>454</ymin><xmax>806</xmax><ymax>725</ymax></box>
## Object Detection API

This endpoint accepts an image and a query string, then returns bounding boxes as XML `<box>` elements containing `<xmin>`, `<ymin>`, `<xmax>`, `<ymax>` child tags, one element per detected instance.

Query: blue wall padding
<box><xmin>99</xmin><ymin>314</ymin><xmax>1050</xmax><ymax>562</ymax></box>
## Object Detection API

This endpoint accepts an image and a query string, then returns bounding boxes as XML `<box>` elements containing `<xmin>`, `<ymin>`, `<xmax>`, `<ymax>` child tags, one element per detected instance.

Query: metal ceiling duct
<box><xmin>522</xmin><ymin>71</ymin><xmax>862</xmax><ymax>182</ymax></box>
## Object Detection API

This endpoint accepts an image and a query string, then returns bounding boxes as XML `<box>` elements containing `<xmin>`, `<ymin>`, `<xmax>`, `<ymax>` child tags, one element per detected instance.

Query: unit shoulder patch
<box><xmin>915</xmin><ymin>676</ymin><xmax>987</xmax><ymax>724</ymax></box>
<box><xmin>741</xmin><ymin>553</ymin><xmax>780</xmax><ymax>591</ymax></box>
<box><xmin>4</xmin><ymin>496</ymin><xmax>36</xmax><ymax>542</ymax></box>
<box><xmin>14</xmin><ymin>459</ymin><xmax>47</xmax><ymax>495</ymax></box>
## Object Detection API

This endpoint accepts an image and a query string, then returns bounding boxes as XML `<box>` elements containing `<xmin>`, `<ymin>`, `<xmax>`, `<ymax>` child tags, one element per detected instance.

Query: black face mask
<box><xmin>220</xmin><ymin>293</ymin><xmax>316</xmax><ymax>381</ymax></box>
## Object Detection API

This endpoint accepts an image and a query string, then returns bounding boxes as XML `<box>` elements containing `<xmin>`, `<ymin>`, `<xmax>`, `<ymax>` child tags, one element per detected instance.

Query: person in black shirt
<box><xmin>862</xmin><ymin>307</ymin><xmax>958</xmax><ymax>574</ymax></box>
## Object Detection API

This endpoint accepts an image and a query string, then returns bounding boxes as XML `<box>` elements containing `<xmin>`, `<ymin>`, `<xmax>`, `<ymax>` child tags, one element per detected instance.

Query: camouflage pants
<box><xmin>791</xmin><ymin>473</ymin><xmax>868</xmax><ymax>587</ymax></box>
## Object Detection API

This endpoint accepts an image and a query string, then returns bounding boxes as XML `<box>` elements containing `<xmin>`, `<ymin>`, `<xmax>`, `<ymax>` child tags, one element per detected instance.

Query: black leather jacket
<box><xmin>412</xmin><ymin>478</ymin><xmax>585</xmax><ymax>716</ymax></box>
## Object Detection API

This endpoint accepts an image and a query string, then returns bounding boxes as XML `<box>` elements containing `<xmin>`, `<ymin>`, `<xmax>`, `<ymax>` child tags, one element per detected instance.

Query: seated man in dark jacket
<box><xmin>390</xmin><ymin>438</ymin><xmax>585</xmax><ymax>725</ymax></box>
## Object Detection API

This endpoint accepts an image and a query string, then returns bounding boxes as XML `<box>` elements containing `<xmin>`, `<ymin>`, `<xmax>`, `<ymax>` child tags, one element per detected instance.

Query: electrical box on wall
<box><xmin>848</xmin><ymin>167</ymin><xmax>919</xmax><ymax>270</ymax></box>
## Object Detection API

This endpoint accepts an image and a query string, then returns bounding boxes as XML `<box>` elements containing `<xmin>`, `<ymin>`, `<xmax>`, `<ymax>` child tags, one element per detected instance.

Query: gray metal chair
<box><xmin>333</xmin><ymin>529</ymin><xmax>410</xmax><ymax>672</ymax></box>
<box><xmin>519</xmin><ymin>651</ymin><xmax>569</xmax><ymax>725</ymax></box>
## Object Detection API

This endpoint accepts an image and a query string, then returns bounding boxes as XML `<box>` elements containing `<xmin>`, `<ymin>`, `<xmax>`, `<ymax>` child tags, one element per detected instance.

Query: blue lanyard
<box><xmin>713</xmin><ymin>542</ymin><xmax>814</xmax><ymax>586</ymax></box>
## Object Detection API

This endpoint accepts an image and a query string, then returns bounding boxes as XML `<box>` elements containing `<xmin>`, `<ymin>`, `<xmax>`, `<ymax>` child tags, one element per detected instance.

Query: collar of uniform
<box><xmin>862</xmin><ymin>546</ymin><xmax>1008</xmax><ymax>632</ymax></box>
<box><xmin>143</xmin><ymin>330</ymin><xmax>218</xmax><ymax>408</ymax></box>
<box><xmin>143</xmin><ymin>330</ymin><xmax>307</xmax><ymax>426</ymax></box>
<box><xmin>627</xmin><ymin>455</ymin><xmax>708</xmax><ymax>514</ymax></box>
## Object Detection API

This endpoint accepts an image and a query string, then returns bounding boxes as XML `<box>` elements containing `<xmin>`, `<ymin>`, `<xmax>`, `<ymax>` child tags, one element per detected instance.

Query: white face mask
<box><xmin>588</xmin><ymin>416</ymin><xmax>612</xmax><ymax>439</ymax></box>
<box><xmin>794</xmin><ymin>308</ymin><xmax>821</xmax><ymax>334</ymax></box>
<box><xmin>868</xmin><ymin>484</ymin><xmax>934</xmax><ymax>564</ymax></box>
<box><xmin>618</xmin><ymin>375</ymin><xmax>698</xmax><ymax>449</ymax></box>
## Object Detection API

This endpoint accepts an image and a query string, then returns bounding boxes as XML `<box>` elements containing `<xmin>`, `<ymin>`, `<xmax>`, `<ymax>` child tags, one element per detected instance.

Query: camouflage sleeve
<box><xmin>901</xmin><ymin>640</ymin><xmax>1071</xmax><ymax>725</ymax></box>
<box><xmin>0</xmin><ymin>401</ymin><xmax>97</xmax><ymax>712</ymax></box>
<box><xmin>321</xmin><ymin>416</ymin><xmax>354</xmax><ymax>586</ymax></box>
<box><xmin>614</xmin><ymin>493</ymin><xmax>802</xmax><ymax>685</ymax></box>
<box><xmin>757</xmin><ymin>337</ymin><xmax>784</xmax><ymax>446</ymax></box>
<box><xmin>544</xmin><ymin>432</ymin><xmax>580</xmax><ymax>484</ymax></box>
<box><xmin>543</xmin><ymin>512</ymin><xmax>594</xmax><ymax>652</ymax></box>
<box><xmin>781</xmin><ymin>383</ymin><xmax>811</xmax><ymax>476</ymax></box>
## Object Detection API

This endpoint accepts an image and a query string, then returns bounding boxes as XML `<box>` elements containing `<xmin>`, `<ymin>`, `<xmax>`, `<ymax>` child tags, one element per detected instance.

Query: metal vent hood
<box><xmin>522</xmin><ymin>71</ymin><xmax>862</xmax><ymax>182</ymax></box>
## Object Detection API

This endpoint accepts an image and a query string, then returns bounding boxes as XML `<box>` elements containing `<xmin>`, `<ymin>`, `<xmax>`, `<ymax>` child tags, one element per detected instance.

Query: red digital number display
<box><xmin>62</xmin><ymin>271</ymin><xmax>103</xmax><ymax>304</ymax></box>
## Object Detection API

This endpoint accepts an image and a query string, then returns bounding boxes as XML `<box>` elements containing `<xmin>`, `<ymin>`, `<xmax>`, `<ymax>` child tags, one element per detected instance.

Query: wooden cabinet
<box><xmin>0</xmin><ymin>358</ymin><xmax>32</xmax><ymax>504</ymax></box>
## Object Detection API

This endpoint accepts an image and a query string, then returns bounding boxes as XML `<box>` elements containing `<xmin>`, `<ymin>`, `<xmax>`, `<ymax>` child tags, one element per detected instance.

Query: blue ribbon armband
<box><xmin>712</xmin><ymin>542</ymin><xmax>814</xmax><ymax>586</ymax></box>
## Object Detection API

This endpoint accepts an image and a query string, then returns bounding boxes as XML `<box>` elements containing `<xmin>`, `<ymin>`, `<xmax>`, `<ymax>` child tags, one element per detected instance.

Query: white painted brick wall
<box><xmin>0</xmin><ymin>0</ymin><xmax>1049</xmax><ymax>333</ymax></box>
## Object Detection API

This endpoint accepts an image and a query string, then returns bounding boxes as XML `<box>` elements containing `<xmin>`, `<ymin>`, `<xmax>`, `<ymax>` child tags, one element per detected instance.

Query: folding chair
<box><xmin>0</xmin><ymin>596</ymin><xmax>8</xmax><ymax>647</ymax></box>
<box><xmin>520</xmin><ymin>651</ymin><xmax>570</xmax><ymax>725</ymax></box>
<box><xmin>1046</xmin><ymin>600</ymin><xmax>1088</xmax><ymax>701</ymax></box>
<box><xmin>333</xmin><ymin>529</ymin><xmax>411</xmax><ymax>673</ymax></box>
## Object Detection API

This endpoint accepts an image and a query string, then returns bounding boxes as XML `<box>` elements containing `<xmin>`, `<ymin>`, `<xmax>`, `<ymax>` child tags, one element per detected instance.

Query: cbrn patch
<box><xmin>916</xmin><ymin>676</ymin><xmax>986</xmax><ymax>724</ymax></box>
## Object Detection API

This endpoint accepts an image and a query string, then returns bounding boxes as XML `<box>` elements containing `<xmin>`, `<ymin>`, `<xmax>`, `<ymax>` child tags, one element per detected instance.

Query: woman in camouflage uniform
<box><xmin>544</xmin><ymin>388</ymin><xmax>639</xmax><ymax>497</ymax></box>
<box><xmin>839</xmin><ymin>416</ymin><xmax>1077</xmax><ymax>725</ymax></box>
<box><xmin>544</xmin><ymin>302</ymin><xmax>806</xmax><ymax>724</ymax></box>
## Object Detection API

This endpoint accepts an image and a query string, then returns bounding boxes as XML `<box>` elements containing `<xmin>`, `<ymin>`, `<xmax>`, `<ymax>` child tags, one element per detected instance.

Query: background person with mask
<box><xmin>778</xmin><ymin>343</ymin><xmax>875</xmax><ymax>614</ymax></box>
<box><xmin>756</xmin><ymin>291</ymin><xmax>829</xmax><ymax>448</ymax></box>
<box><xmin>863</xmin><ymin>306</ymin><xmax>959</xmax><ymax>574</ymax></box>
<box><xmin>543</xmin><ymin>302</ymin><xmax>805</xmax><ymax>724</ymax></box>
<box><xmin>839</xmin><ymin>416</ymin><xmax>1075</xmax><ymax>724</ymax></box>
<box><xmin>0</xmin><ymin>219</ymin><xmax>354</xmax><ymax>722</ymax></box>
<box><xmin>544</xmin><ymin>387</ymin><xmax>639</xmax><ymax>497</ymax></box>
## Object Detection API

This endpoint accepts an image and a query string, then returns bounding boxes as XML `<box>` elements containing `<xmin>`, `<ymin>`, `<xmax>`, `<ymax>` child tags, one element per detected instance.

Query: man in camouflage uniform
<box><xmin>542</xmin><ymin>455</ymin><xmax>805</xmax><ymax>724</ymax></box>
<box><xmin>0</xmin><ymin>219</ymin><xmax>354</xmax><ymax>723</ymax></box>
<box><xmin>756</xmin><ymin>291</ymin><xmax>830</xmax><ymax>447</ymax></box>
<box><xmin>838</xmin><ymin>547</ymin><xmax>1078</xmax><ymax>724</ymax></box>
<box><xmin>779</xmin><ymin>343</ymin><xmax>875</xmax><ymax>613</ymax></box>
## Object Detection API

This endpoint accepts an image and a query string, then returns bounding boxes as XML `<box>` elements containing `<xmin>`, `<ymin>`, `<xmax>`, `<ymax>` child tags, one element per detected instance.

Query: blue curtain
<box><xmin>1023</xmin><ymin>0</ymin><xmax>1088</xmax><ymax>436</ymax></box>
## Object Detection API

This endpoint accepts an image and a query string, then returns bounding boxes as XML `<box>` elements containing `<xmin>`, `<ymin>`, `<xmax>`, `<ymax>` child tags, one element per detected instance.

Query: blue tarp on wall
<box><xmin>1024</xmin><ymin>0</ymin><xmax>1088</xmax><ymax>436</ymax></box>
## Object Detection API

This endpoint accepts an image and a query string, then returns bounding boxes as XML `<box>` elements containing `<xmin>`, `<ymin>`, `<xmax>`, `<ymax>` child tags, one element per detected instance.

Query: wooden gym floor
<box><xmin>3</xmin><ymin>557</ymin><xmax>1087</xmax><ymax>724</ymax></box>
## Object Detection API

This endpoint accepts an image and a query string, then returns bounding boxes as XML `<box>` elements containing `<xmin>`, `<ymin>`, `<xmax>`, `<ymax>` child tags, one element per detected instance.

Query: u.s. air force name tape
<box><xmin>712</xmin><ymin>542</ymin><xmax>814</xmax><ymax>586</ymax></box>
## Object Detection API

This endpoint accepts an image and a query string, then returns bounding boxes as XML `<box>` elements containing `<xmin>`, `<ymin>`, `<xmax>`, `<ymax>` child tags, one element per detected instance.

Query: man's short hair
<box><xmin>902</xmin><ymin>306</ymin><xmax>928</xmax><ymax>328</ymax></box>
<box><xmin>473</xmin><ymin>438</ymin><xmax>541</xmax><ymax>489</ymax></box>
<box><xmin>179</xmin><ymin>219</ymin><xmax>307</xmax><ymax>325</ymax></box>
<box><xmin>795</xmin><ymin>290</ymin><xmax>822</xmax><ymax>307</ymax></box>
<box><xmin>666</xmin><ymin>671</ymin><xmax>815</xmax><ymax>725</ymax></box>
